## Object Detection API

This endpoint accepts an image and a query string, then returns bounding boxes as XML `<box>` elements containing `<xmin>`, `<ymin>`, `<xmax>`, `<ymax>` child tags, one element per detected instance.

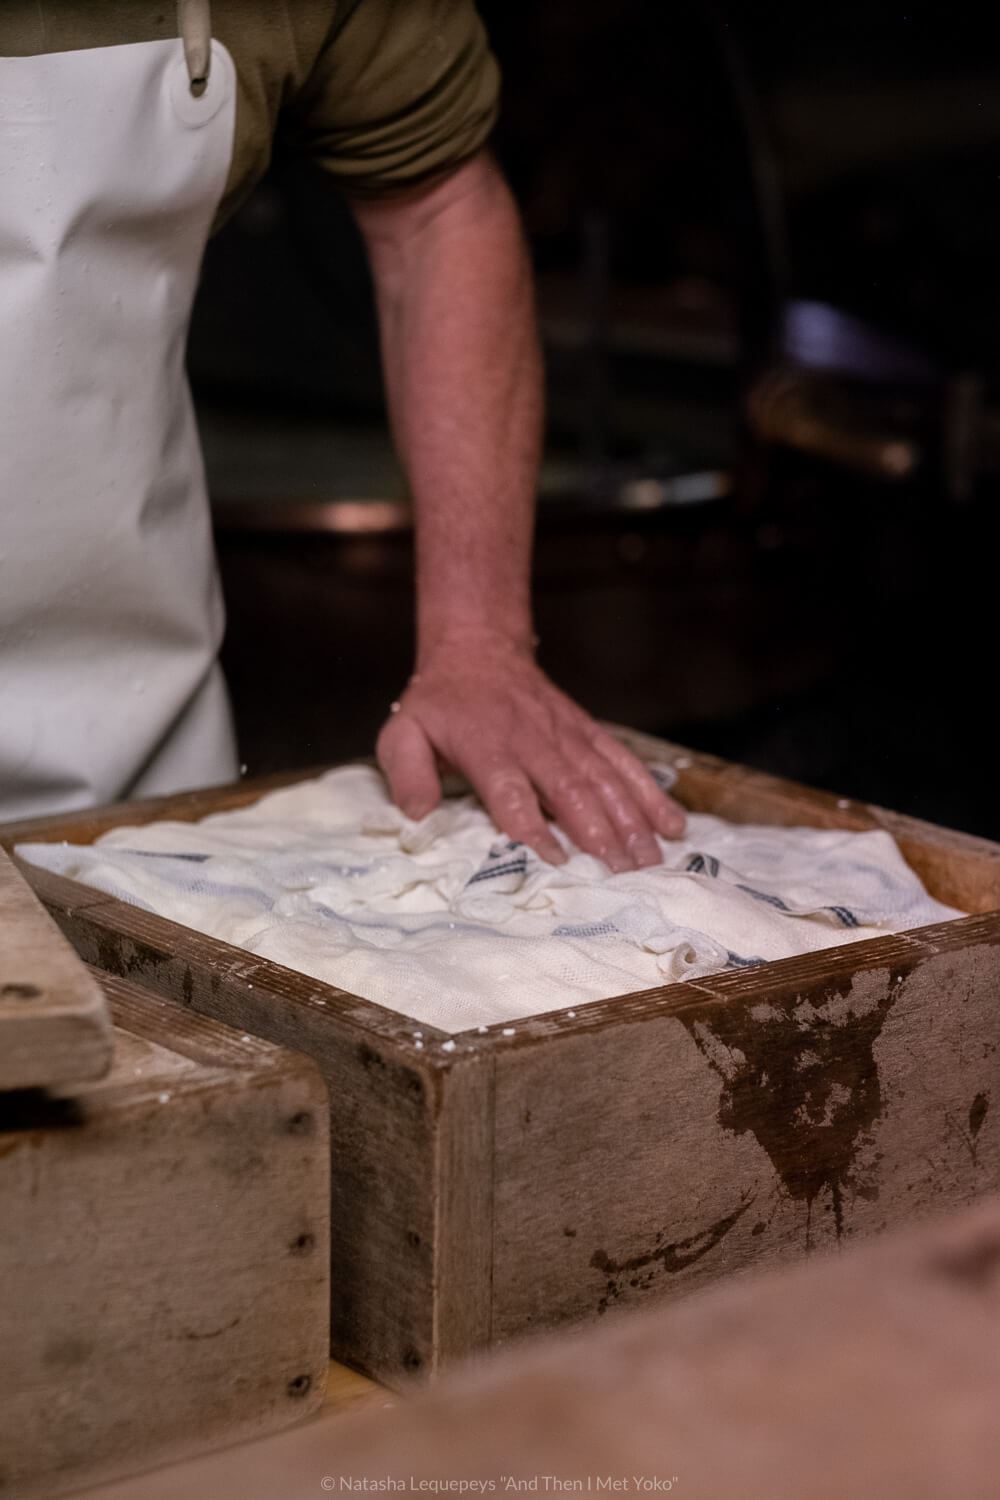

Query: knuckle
<box><xmin>548</xmin><ymin>771</ymin><xmax>591</xmax><ymax>810</ymax></box>
<box><xmin>484</xmin><ymin>772</ymin><xmax>532</xmax><ymax>810</ymax></box>
<box><xmin>580</xmin><ymin>763</ymin><xmax>644</xmax><ymax>831</ymax></box>
<box><xmin>605</xmin><ymin>792</ymin><xmax>647</xmax><ymax>836</ymax></box>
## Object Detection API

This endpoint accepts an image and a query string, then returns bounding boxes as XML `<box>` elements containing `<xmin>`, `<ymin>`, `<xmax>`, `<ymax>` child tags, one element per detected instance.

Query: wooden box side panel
<box><xmin>0</xmin><ymin>973</ymin><xmax>330</xmax><ymax>1498</ymax></box>
<box><xmin>490</xmin><ymin>918</ymin><xmax>1000</xmax><ymax>1342</ymax></box>
<box><xmin>16</xmin><ymin>872</ymin><xmax>491</xmax><ymax>1384</ymax></box>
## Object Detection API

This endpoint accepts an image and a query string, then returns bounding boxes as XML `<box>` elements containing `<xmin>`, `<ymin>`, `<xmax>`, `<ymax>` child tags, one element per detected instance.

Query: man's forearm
<box><xmin>351</xmin><ymin>152</ymin><xmax>685</xmax><ymax>866</ymax></box>
<box><xmin>351</xmin><ymin>150</ymin><xmax>542</xmax><ymax>662</ymax></box>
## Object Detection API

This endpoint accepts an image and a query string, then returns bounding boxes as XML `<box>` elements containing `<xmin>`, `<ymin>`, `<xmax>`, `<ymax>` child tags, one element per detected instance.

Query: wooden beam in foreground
<box><xmin>80</xmin><ymin>1195</ymin><xmax>1000</xmax><ymax>1500</ymax></box>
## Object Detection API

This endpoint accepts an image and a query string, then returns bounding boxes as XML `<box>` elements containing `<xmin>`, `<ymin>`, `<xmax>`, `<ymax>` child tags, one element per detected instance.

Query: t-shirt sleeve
<box><xmin>282</xmin><ymin>0</ymin><xmax>500</xmax><ymax>194</ymax></box>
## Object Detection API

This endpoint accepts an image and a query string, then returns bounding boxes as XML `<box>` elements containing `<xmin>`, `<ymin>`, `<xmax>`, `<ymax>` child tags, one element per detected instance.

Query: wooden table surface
<box><xmin>319</xmin><ymin>1361</ymin><xmax>395</xmax><ymax>1420</ymax></box>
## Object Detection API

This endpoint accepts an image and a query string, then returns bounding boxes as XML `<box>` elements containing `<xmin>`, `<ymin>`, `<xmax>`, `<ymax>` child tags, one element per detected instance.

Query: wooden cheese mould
<box><xmin>0</xmin><ymin>970</ymin><xmax>331</xmax><ymax>1499</ymax></box>
<box><xmin>4</xmin><ymin>729</ymin><xmax>1000</xmax><ymax>1389</ymax></box>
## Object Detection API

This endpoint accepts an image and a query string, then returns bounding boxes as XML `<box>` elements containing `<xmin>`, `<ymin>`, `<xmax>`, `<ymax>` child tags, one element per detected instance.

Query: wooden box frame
<box><xmin>1</xmin><ymin>969</ymin><xmax>330</xmax><ymax>1498</ymax></box>
<box><xmin>5</xmin><ymin>730</ymin><xmax>1000</xmax><ymax>1387</ymax></box>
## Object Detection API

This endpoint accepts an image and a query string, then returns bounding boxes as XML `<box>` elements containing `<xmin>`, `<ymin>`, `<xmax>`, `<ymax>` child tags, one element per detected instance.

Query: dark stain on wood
<box><xmin>95</xmin><ymin>930</ymin><xmax>169</xmax><ymax>984</ymax></box>
<box><xmin>941</xmin><ymin>1092</ymin><xmax>989</xmax><ymax>1170</ymax></box>
<box><xmin>591</xmin><ymin>1191</ymin><xmax>755</xmax><ymax>1312</ymax></box>
<box><xmin>679</xmin><ymin>978</ymin><xmax>901</xmax><ymax>1241</ymax></box>
<box><xmin>42</xmin><ymin>1336</ymin><xmax>93</xmax><ymax>1370</ymax></box>
<box><xmin>950</xmin><ymin>1089</ymin><xmax>991</xmax><ymax>1167</ymax></box>
<box><xmin>179</xmin><ymin>1316</ymin><xmax>242</xmax><ymax>1342</ymax></box>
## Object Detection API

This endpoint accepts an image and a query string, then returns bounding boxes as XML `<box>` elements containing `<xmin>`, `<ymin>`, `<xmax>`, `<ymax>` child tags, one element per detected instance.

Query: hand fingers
<box><xmin>376</xmin><ymin>711</ymin><xmax>442</xmax><ymax>821</ymax></box>
<box><xmin>463</xmin><ymin>733</ymin><xmax>675</xmax><ymax>873</ymax></box>
<box><xmin>589</xmin><ymin>732</ymin><xmax>687</xmax><ymax>838</ymax></box>
<box><xmin>529</xmin><ymin>756</ymin><xmax>641</xmax><ymax>873</ymax></box>
<box><xmin>471</xmin><ymin>762</ymin><xmax>567</xmax><ymax>866</ymax></box>
<box><xmin>572</xmin><ymin>752</ymin><xmax>665</xmax><ymax>867</ymax></box>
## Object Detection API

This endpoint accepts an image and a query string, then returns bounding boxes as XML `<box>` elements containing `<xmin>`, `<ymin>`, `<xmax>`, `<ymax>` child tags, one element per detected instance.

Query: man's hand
<box><xmin>376</xmin><ymin>634</ymin><xmax>686</xmax><ymax>870</ymax></box>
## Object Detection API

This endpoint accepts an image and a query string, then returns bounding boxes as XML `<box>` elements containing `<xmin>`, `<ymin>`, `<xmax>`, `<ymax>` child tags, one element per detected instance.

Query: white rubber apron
<box><xmin>0</xmin><ymin>37</ymin><xmax>238</xmax><ymax>821</ymax></box>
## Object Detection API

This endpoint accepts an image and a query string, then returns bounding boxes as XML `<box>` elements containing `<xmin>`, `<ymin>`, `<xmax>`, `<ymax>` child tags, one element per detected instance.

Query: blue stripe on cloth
<box><xmin>826</xmin><ymin>904</ymin><xmax>860</xmax><ymax>927</ymax></box>
<box><xmin>552</xmin><ymin>921</ymin><xmax>620</xmax><ymax>938</ymax></box>
<box><xmin>737</xmin><ymin>883</ymin><xmax>791</xmax><ymax>912</ymax></box>
<box><xmin>118</xmin><ymin>849</ymin><xmax>211</xmax><ymax>862</ymax></box>
<box><xmin>466</xmin><ymin>858</ymin><xmax>528</xmax><ymax>887</ymax></box>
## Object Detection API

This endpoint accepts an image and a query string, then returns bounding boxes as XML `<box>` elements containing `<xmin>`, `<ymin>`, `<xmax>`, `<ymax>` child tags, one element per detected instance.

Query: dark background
<box><xmin>188</xmin><ymin>2</ymin><xmax>1000</xmax><ymax>841</ymax></box>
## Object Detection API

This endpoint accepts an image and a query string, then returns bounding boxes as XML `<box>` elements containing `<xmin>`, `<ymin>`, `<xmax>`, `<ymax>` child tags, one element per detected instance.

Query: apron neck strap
<box><xmin>177</xmin><ymin>0</ymin><xmax>212</xmax><ymax>89</ymax></box>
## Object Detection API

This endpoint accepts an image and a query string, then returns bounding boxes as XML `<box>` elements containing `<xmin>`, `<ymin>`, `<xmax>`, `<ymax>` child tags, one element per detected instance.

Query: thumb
<box><xmin>376</xmin><ymin>711</ymin><xmax>442</xmax><ymax>821</ymax></box>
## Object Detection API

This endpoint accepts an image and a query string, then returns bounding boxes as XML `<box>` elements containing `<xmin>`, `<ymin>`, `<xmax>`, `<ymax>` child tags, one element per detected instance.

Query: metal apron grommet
<box><xmin>168</xmin><ymin>39</ymin><xmax>233</xmax><ymax>128</ymax></box>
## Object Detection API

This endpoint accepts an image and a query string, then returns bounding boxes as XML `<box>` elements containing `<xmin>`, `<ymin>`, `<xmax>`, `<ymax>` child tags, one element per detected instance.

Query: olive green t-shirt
<box><xmin>0</xmin><ymin>1</ymin><xmax>500</xmax><ymax>224</ymax></box>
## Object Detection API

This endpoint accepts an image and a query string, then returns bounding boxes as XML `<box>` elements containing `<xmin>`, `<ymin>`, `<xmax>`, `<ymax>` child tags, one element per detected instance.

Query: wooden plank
<box><xmin>431</xmin><ymin>1049</ymin><xmax>496</xmax><ymax>1364</ymax></box>
<box><xmin>0</xmin><ymin>846</ymin><xmax>112</xmax><ymax>1090</ymax></box>
<box><xmin>0</xmin><ymin>969</ymin><xmax>330</xmax><ymax>1500</ymax></box>
<box><xmin>74</xmin><ymin>1196</ymin><xmax>1000</xmax><ymax>1500</ymax></box>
